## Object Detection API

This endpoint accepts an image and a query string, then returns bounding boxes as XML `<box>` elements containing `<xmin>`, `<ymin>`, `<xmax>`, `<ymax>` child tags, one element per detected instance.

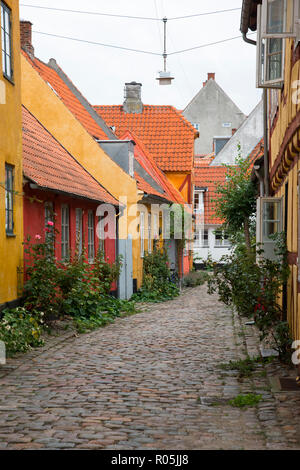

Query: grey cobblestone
<box><xmin>0</xmin><ymin>285</ymin><xmax>299</xmax><ymax>449</ymax></box>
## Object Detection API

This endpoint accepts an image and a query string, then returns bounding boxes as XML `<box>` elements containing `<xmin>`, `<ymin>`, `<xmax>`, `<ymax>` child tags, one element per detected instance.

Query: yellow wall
<box><xmin>0</xmin><ymin>0</ymin><xmax>23</xmax><ymax>305</ymax></box>
<box><xmin>270</xmin><ymin>38</ymin><xmax>300</xmax><ymax>341</ymax></box>
<box><xmin>21</xmin><ymin>55</ymin><xmax>144</xmax><ymax>288</ymax></box>
<box><xmin>165</xmin><ymin>172</ymin><xmax>191</xmax><ymax>203</ymax></box>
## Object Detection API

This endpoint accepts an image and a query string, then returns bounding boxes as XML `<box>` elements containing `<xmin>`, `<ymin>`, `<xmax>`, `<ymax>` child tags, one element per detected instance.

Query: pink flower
<box><xmin>47</xmin><ymin>221</ymin><xmax>54</xmax><ymax>226</ymax></box>
<box><xmin>35</xmin><ymin>234</ymin><xmax>41</xmax><ymax>240</ymax></box>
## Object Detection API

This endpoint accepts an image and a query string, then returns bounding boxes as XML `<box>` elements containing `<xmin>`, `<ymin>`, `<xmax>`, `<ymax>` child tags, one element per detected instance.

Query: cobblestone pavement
<box><xmin>0</xmin><ymin>285</ymin><xmax>300</xmax><ymax>450</ymax></box>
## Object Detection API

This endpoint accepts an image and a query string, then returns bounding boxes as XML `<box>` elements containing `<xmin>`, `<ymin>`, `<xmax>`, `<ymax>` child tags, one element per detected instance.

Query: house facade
<box><xmin>183</xmin><ymin>73</ymin><xmax>246</xmax><ymax>156</ymax></box>
<box><xmin>0</xmin><ymin>0</ymin><xmax>23</xmax><ymax>307</ymax></box>
<box><xmin>193</xmin><ymin>158</ymin><xmax>230</xmax><ymax>265</ymax></box>
<box><xmin>22</xmin><ymin>107</ymin><xmax>118</xmax><ymax>292</ymax></box>
<box><xmin>241</xmin><ymin>0</ymin><xmax>300</xmax><ymax>341</ymax></box>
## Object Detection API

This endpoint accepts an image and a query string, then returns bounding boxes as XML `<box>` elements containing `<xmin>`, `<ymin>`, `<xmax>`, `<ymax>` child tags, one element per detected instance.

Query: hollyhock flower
<box><xmin>35</xmin><ymin>234</ymin><xmax>41</xmax><ymax>240</ymax></box>
<box><xmin>47</xmin><ymin>221</ymin><xmax>54</xmax><ymax>226</ymax></box>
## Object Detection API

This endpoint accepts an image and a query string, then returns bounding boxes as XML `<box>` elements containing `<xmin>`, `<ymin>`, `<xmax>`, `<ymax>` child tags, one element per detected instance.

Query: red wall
<box><xmin>23</xmin><ymin>185</ymin><xmax>117</xmax><ymax>289</ymax></box>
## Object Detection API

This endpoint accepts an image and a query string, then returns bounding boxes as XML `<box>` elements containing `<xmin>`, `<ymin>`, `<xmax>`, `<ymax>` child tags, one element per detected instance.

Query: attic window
<box><xmin>213</xmin><ymin>137</ymin><xmax>230</xmax><ymax>155</ymax></box>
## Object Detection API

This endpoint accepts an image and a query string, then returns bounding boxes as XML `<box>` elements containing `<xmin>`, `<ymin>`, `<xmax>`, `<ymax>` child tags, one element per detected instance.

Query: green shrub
<box><xmin>183</xmin><ymin>271</ymin><xmax>209</xmax><ymax>288</ymax></box>
<box><xmin>133</xmin><ymin>247</ymin><xmax>180</xmax><ymax>302</ymax></box>
<box><xmin>229</xmin><ymin>393</ymin><xmax>262</xmax><ymax>408</ymax></box>
<box><xmin>208</xmin><ymin>234</ymin><xmax>292</xmax><ymax>361</ymax></box>
<box><xmin>0</xmin><ymin>307</ymin><xmax>44</xmax><ymax>356</ymax></box>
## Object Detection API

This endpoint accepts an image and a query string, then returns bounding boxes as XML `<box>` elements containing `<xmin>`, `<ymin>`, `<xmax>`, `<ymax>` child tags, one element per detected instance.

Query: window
<box><xmin>194</xmin><ymin>229</ymin><xmax>208</xmax><ymax>247</ymax></box>
<box><xmin>261</xmin><ymin>0</ymin><xmax>297</xmax><ymax>38</ymax></box>
<box><xmin>45</xmin><ymin>202</ymin><xmax>54</xmax><ymax>243</ymax></box>
<box><xmin>192</xmin><ymin>123</ymin><xmax>200</xmax><ymax>131</ymax></box>
<box><xmin>98</xmin><ymin>215</ymin><xmax>105</xmax><ymax>255</ymax></box>
<box><xmin>88</xmin><ymin>210</ymin><xmax>95</xmax><ymax>262</ymax></box>
<box><xmin>75</xmin><ymin>208</ymin><xmax>83</xmax><ymax>256</ymax></box>
<box><xmin>5</xmin><ymin>163</ymin><xmax>13</xmax><ymax>234</ymax></box>
<box><xmin>213</xmin><ymin>137</ymin><xmax>230</xmax><ymax>155</ymax></box>
<box><xmin>148</xmin><ymin>212</ymin><xmax>152</xmax><ymax>253</ymax></box>
<box><xmin>256</xmin><ymin>197</ymin><xmax>283</xmax><ymax>260</ymax></box>
<box><xmin>61</xmin><ymin>205</ymin><xmax>70</xmax><ymax>260</ymax></box>
<box><xmin>256</xmin><ymin>1</ymin><xmax>300</xmax><ymax>88</ymax></box>
<box><xmin>1</xmin><ymin>2</ymin><xmax>13</xmax><ymax>80</ymax></box>
<box><xmin>140</xmin><ymin>211</ymin><xmax>145</xmax><ymax>258</ymax></box>
<box><xmin>214</xmin><ymin>230</ymin><xmax>231</xmax><ymax>247</ymax></box>
<box><xmin>194</xmin><ymin>190</ymin><xmax>204</xmax><ymax>213</ymax></box>
<box><xmin>215</xmin><ymin>230</ymin><xmax>223</xmax><ymax>247</ymax></box>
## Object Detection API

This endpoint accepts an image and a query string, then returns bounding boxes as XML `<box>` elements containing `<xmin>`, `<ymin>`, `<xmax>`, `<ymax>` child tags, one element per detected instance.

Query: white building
<box><xmin>193</xmin><ymin>158</ymin><xmax>232</xmax><ymax>266</ymax></box>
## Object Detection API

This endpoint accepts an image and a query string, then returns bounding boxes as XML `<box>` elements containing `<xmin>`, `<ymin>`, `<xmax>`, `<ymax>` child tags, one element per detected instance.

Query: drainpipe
<box><xmin>242</xmin><ymin>32</ymin><xmax>269</xmax><ymax>197</ymax></box>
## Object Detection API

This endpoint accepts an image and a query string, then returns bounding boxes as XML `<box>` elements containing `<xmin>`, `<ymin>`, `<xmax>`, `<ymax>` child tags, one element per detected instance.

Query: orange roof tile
<box><xmin>22</xmin><ymin>50</ymin><xmax>112</xmax><ymax>141</ymax></box>
<box><xmin>194</xmin><ymin>166</ymin><xmax>228</xmax><ymax>225</ymax></box>
<box><xmin>94</xmin><ymin>105</ymin><xmax>196</xmax><ymax>172</ymax></box>
<box><xmin>22</xmin><ymin>106</ymin><xmax>118</xmax><ymax>205</ymax></box>
<box><xmin>121</xmin><ymin>130</ymin><xmax>187</xmax><ymax>205</ymax></box>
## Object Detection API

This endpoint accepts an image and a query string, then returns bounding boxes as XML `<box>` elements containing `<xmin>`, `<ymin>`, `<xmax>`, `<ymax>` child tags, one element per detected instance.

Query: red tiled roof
<box><xmin>194</xmin><ymin>166</ymin><xmax>228</xmax><ymax>225</ymax></box>
<box><xmin>22</xmin><ymin>50</ymin><xmax>110</xmax><ymax>141</ymax></box>
<box><xmin>121</xmin><ymin>130</ymin><xmax>187</xmax><ymax>205</ymax></box>
<box><xmin>194</xmin><ymin>154</ymin><xmax>215</xmax><ymax>167</ymax></box>
<box><xmin>22</xmin><ymin>106</ymin><xmax>118</xmax><ymax>205</ymax></box>
<box><xmin>248</xmin><ymin>138</ymin><xmax>264</xmax><ymax>168</ymax></box>
<box><xmin>94</xmin><ymin>105</ymin><xmax>197</xmax><ymax>172</ymax></box>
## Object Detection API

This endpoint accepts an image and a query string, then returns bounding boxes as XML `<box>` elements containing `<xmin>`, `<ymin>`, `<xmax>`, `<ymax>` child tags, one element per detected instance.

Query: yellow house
<box><xmin>241</xmin><ymin>0</ymin><xmax>300</xmax><ymax>342</ymax></box>
<box><xmin>0</xmin><ymin>0</ymin><xmax>23</xmax><ymax>307</ymax></box>
<box><xmin>20</xmin><ymin>21</ymin><xmax>143</xmax><ymax>294</ymax></box>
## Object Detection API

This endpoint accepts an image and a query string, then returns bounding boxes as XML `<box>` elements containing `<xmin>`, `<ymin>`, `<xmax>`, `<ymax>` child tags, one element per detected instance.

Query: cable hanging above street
<box><xmin>20</xmin><ymin>4</ymin><xmax>241</xmax><ymax>21</ymax></box>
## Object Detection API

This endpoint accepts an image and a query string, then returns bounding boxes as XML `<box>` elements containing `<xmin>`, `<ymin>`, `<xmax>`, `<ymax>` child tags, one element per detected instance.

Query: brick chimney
<box><xmin>207</xmin><ymin>73</ymin><xmax>215</xmax><ymax>81</ymax></box>
<box><xmin>20</xmin><ymin>20</ymin><xmax>34</xmax><ymax>57</ymax></box>
<box><xmin>123</xmin><ymin>82</ymin><xmax>143</xmax><ymax>114</ymax></box>
<box><xmin>232</xmin><ymin>128</ymin><xmax>237</xmax><ymax>135</ymax></box>
<box><xmin>203</xmin><ymin>81</ymin><xmax>207</xmax><ymax>88</ymax></box>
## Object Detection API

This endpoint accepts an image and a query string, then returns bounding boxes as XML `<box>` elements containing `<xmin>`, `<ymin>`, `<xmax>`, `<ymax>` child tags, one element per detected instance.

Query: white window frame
<box><xmin>257</xmin><ymin>4</ymin><xmax>286</xmax><ymax>88</ymax></box>
<box><xmin>1</xmin><ymin>2</ymin><xmax>13</xmax><ymax>80</ymax></box>
<box><xmin>61</xmin><ymin>205</ymin><xmax>70</xmax><ymax>260</ymax></box>
<box><xmin>75</xmin><ymin>208</ymin><xmax>83</xmax><ymax>257</ymax></box>
<box><xmin>256</xmin><ymin>196</ymin><xmax>283</xmax><ymax>260</ymax></box>
<box><xmin>140</xmin><ymin>211</ymin><xmax>145</xmax><ymax>258</ymax></box>
<box><xmin>88</xmin><ymin>210</ymin><xmax>95</xmax><ymax>263</ymax></box>
<box><xmin>261</xmin><ymin>0</ymin><xmax>298</xmax><ymax>38</ymax></box>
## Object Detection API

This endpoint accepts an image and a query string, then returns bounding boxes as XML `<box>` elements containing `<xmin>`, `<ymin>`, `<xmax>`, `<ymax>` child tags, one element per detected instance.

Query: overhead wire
<box><xmin>20</xmin><ymin>4</ymin><xmax>241</xmax><ymax>21</ymax></box>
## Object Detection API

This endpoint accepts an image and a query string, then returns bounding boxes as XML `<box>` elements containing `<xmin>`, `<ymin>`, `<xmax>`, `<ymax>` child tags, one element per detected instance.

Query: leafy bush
<box><xmin>208</xmin><ymin>235</ymin><xmax>292</xmax><ymax>361</ymax></box>
<box><xmin>229</xmin><ymin>393</ymin><xmax>262</xmax><ymax>408</ymax></box>
<box><xmin>183</xmin><ymin>271</ymin><xmax>209</xmax><ymax>288</ymax></box>
<box><xmin>133</xmin><ymin>247</ymin><xmax>179</xmax><ymax>302</ymax></box>
<box><xmin>0</xmin><ymin>307</ymin><xmax>44</xmax><ymax>356</ymax></box>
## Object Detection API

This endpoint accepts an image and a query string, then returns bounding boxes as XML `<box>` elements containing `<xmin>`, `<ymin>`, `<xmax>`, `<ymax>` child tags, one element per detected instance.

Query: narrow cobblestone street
<box><xmin>0</xmin><ymin>285</ymin><xmax>300</xmax><ymax>450</ymax></box>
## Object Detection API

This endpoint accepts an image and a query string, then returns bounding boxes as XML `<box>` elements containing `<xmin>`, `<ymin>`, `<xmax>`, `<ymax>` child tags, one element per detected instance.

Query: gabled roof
<box><xmin>22</xmin><ymin>106</ymin><xmax>118</xmax><ymax>205</ymax></box>
<box><xmin>94</xmin><ymin>105</ymin><xmax>197</xmax><ymax>172</ymax></box>
<box><xmin>22</xmin><ymin>50</ymin><xmax>116</xmax><ymax>141</ymax></box>
<box><xmin>121</xmin><ymin>130</ymin><xmax>187</xmax><ymax>205</ymax></box>
<box><xmin>194</xmin><ymin>165</ymin><xmax>228</xmax><ymax>225</ymax></box>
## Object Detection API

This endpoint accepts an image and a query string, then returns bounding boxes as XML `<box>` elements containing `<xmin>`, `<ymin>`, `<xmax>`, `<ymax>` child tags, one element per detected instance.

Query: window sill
<box><xmin>6</xmin><ymin>232</ymin><xmax>16</xmax><ymax>238</ymax></box>
<box><xmin>3</xmin><ymin>73</ymin><xmax>14</xmax><ymax>86</ymax></box>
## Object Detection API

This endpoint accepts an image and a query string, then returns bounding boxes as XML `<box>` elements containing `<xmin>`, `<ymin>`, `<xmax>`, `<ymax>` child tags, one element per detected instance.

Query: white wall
<box><xmin>193</xmin><ymin>225</ymin><xmax>232</xmax><ymax>264</ymax></box>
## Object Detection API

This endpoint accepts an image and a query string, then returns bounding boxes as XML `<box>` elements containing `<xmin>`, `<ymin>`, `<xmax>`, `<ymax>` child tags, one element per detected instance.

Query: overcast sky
<box><xmin>19</xmin><ymin>0</ymin><xmax>262</xmax><ymax>115</ymax></box>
